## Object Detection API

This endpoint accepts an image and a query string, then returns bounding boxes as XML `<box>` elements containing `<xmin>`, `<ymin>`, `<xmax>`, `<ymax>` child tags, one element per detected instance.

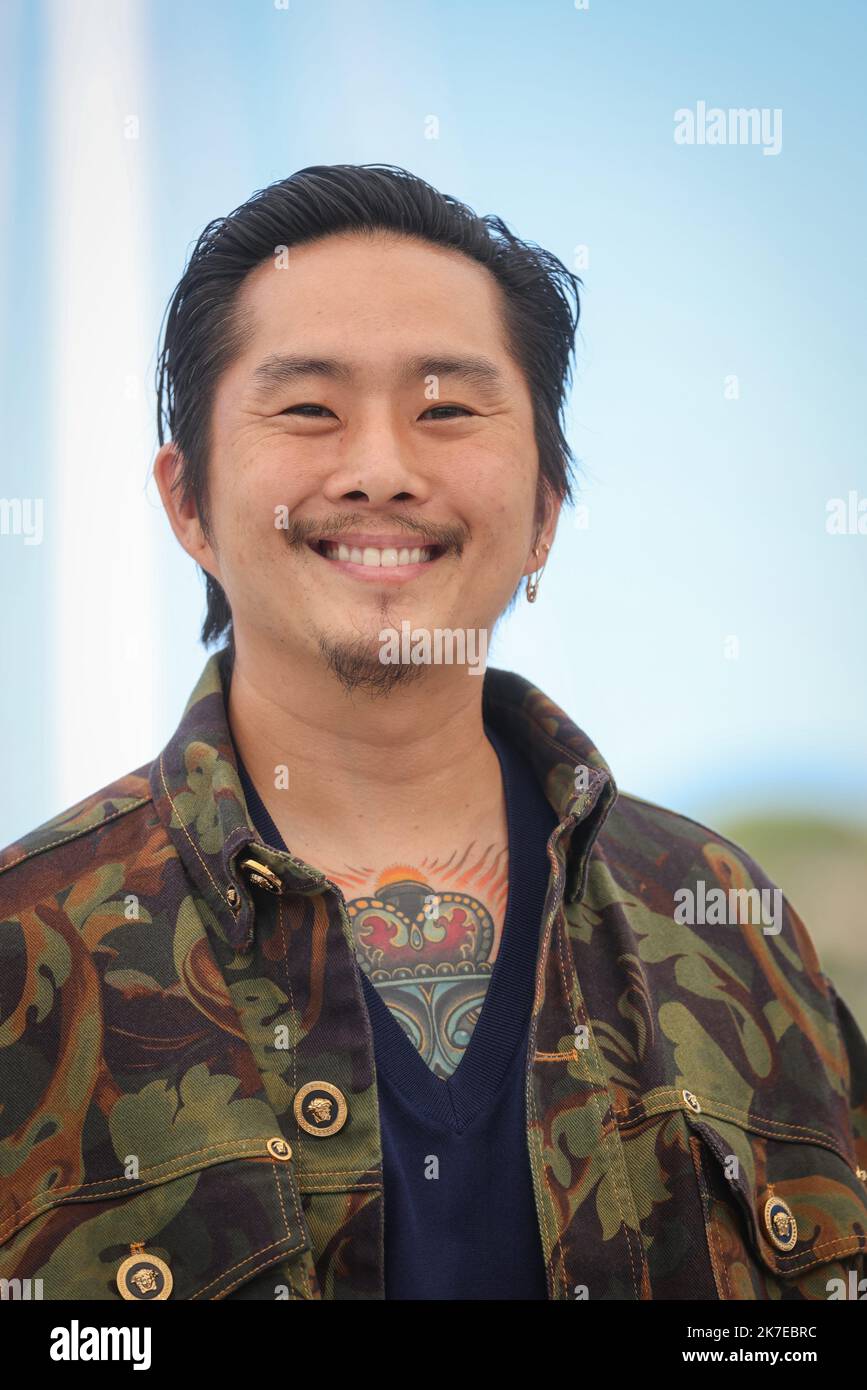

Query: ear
<box><xmin>152</xmin><ymin>442</ymin><xmax>222</xmax><ymax>583</ymax></box>
<box><xmin>537</xmin><ymin>489</ymin><xmax>562</xmax><ymax>555</ymax></box>
<box><xmin>521</xmin><ymin>488</ymin><xmax>562</xmax><ymax>579</ymax></box>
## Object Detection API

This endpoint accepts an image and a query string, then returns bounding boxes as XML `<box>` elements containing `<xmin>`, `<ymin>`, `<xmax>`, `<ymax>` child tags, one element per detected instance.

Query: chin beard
<box><xmin>317</xmin><ymin>633</ymin><xmax>426</xmax><ymax>698</ymax></box>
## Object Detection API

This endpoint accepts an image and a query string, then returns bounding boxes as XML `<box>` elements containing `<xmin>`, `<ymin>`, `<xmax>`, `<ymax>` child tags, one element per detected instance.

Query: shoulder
<box><xmin>598</xmin><ymin>785</ymin><xmax>828</xmax><ymax>971</ymax></box>
<box><xmin>601</xmin><ymin>789</ymin><xmax>811</xmax><ymax>941</ymax></box>
<box><xmin>0</xmin><ymin>764</ymin><xmax>157</xmax><ymax>917</ymax></box>
<box><xmin>606</xmin><ymin>787</ymin><xmax>773</xmax><ymax>870</ymax></box>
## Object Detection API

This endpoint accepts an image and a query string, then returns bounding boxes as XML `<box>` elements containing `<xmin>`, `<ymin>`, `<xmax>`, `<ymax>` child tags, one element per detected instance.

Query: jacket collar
<box><xmin>150</xmin><ymin>645</ymin><xmax>618</xmax><ymax>951</ymax></box>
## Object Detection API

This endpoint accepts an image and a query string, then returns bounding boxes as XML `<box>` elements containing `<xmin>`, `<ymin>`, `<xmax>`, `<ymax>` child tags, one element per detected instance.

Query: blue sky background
<box><xmin>1</xmin><ymin>0</ymin><xmax>865</xmax><ymax>848</ymax></box>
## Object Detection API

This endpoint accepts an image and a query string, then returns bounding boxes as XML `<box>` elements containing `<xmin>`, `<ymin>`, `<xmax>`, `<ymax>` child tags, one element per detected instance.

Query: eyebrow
<box><xmin>247</xmin><ymin>352</ymin><xmax>508</xmax><ymax>401</ymax></box>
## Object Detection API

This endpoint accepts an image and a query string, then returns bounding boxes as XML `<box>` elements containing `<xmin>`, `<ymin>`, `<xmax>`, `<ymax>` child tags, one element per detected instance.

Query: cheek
<box><xmin>220</xmin><ymin>421</ymin><xmax>315</xmax><ymax>495</ymax></box>
<box><xmin>464</xmin><ymin>429</ymin><xmax>537</xmax><ymax>514</ymax></box>
<box><xmin>212</xmin><ymin>437</ymin><xmax>311</xmax><ymax>550</ymax></box>
<box><xmin>207</xmin><ymin>485</ymin><xmax>283</xmax><ymax>586</ymax></box>
<box><xmin>474</xmin><ymin>486</ymin><xmax>533</xmax><ymax>560</ymax></box>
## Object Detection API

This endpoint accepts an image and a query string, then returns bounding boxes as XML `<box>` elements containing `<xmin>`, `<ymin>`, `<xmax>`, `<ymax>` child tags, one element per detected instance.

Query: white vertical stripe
<box><xmin>47</xmin><ymin>0</ymin><xmax>157</xmax><ymax>806</ymax></box>
<box><xmin>0</xmin><ymin>2</ymin><xmax>22</xmax><ymax>276</ymax></box>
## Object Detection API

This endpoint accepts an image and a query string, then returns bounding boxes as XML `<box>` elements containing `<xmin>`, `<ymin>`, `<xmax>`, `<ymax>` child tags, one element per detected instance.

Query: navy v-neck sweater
<box><xmin>237</xmin><ymin>722</ymin><xmax>556</xmax><ymax>1300</ymax></box>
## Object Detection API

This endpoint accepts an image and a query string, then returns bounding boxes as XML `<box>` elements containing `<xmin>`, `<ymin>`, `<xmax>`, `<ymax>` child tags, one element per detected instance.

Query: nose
<box><xmin>321</xmin><ymin>412</ymin><xmax>431</xmax><ymax>508</ymax></box>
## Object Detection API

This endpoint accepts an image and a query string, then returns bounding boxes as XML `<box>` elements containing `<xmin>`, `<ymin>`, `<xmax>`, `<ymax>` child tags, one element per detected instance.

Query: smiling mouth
<box><xmin>308</xmin><ymin>539</ymin><xmax>445</xmax><ymax>569</ymax></box>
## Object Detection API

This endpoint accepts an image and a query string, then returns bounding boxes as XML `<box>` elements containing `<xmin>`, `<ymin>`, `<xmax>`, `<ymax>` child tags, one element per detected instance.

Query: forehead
<box><xmin>231</xmin><ymin>231</ymin><xmax>517</xmax><ymax>372</ymax></box>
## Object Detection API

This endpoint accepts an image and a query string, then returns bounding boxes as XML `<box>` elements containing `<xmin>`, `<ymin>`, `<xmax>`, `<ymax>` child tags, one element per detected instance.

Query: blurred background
<box><xmin>1</xmin><ymin>1</ymin><xmax>864</xmax><ymax>1025</ymax></box>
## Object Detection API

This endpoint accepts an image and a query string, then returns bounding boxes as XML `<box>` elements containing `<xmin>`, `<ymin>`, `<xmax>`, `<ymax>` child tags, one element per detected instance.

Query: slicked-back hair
<box><xmin>155</xmin><ymin>163</ymin><xmax>583</xmax><ymax>648</ymax></box>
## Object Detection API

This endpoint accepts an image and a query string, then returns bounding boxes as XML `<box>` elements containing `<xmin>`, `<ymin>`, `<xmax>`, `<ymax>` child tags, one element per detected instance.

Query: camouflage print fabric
<box><xmin>1</xmin><ymin>645</ymin><xmax>866</xmax><ymax>1300</ymax></box>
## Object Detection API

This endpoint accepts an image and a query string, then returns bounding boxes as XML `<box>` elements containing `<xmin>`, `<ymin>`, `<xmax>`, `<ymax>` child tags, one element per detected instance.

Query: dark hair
<box><xmin>155</xmin><ymin>163</ymin><xmax>583</xmax><ymax>648</ymax></box>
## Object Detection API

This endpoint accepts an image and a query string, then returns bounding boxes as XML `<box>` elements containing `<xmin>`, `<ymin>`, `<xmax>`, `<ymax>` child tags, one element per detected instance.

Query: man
<box><xmin>1</xmin><ymin>164</ymin><xmax>866</xmax><ymax>1302</ymax></box>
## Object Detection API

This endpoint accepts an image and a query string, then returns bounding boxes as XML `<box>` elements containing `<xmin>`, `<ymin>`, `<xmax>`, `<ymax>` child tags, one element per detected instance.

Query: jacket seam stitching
<box><xmin>278</xmin><ymin>897</ymin><xmax>302</xmax><ymax>1156</ymax></box>
<box><xmin>616</xmin><ymin>1093</ymin><xmax>850</xmax><ymax>1160</ymax></box>
<box><xmin>274</xmin><ymin>1150</ymin><xmax>312</xmax><ymax>1299</ymax></box>
<box><xmin>552</xmin><ymin>909</ymin><xmax>584</xmax><ymax>1300</ymax></box>
<box><xmin>297</xmin><ymin>1181</ymin><xmax>382</xmax><ymax>1192</ymax></box>
<box><xmin>691</xmin><ymin>1113</ymin><xmax>852</xmax><ymax>1165</ymax></box>
<box><xmin>158</xmin><ymin>752</ymin><xmax>230</xmax><ymax>909</ymax></box>
<box><xmin>294</xmin><ymin>1168</ymin><xmax>378</xmax><ymax>1178</ymax></box>
<box><xmin>193</xmin><ymin>1234</ymin><xmax>309</xmax><ymax>1300</ymax></box>
<box><xmin>773</xmin><ymin>1234</ymin><xmax>867</xmax><ymax>1271</ymax></box>
<box><xmin>526</xmin><ymin>896</ymin><xmax>561</xmax><ymax>1300</ymax></box>
<box><xmin>270</xmin><ymin>1159</ymin><xmax>311</xmax><ymax>1300</ymax></box>
<box><xmin>556</xmin><ymin>907</ymin><xmax>643</xmax><ymax>1300</ymax></box>
<box><xmin>0</xmin><ymin>1144</ymin><xmax>275</xmax><ymax>1241</ymax></box>
<box><xmin>0</xmin><ymin>798</ymin><xmax>152</xmax><ymax>877</ymax></box>
<box><xmin>526</xmin><ymin>1062</ymin><xmax>558</xmax><ymax>1299</ymax></box>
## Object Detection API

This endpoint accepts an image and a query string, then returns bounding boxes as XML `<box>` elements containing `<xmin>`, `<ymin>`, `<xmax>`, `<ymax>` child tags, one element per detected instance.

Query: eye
<box><xmin>420</xmin><ymin>404</ymin><xmax>474</xmax><ymax>420</ymax></box>
<box><xmin>280</xmin><ymin>403</ymin><xmax>337</xmax><ymax>417</ymax></box>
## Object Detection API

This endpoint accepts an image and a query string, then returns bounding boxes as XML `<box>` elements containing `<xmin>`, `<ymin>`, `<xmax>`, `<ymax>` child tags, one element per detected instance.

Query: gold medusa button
<box><xmin>294</xmin><ymin>1081</ymin><xmax>348</xmax><ymax>1137</ymax></box>
<box><xmin>763</xmin><ymin>1189</ymin><xmax>798</xmax><ymax>1252</ymax></box>
<box><xmin>116</xmin><ymin>1244</ymin><xmax>173</xmax><ymax>1300</ymax></box>
<box><xmin>266</xmin><ymin>1136</ymin><xmax>293</xmax><ymax>1161</ymax></box>
<box><xmin>682</xmin><ymin>1089</ymin><xmax>702</xmax><ymax>1113</ymax></box>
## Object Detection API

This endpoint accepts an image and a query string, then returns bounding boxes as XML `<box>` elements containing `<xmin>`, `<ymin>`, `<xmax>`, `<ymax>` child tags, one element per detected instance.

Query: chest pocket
<box><xmin>685</xmin><ymin>1105</ymin><xmax>867</xmax><ymax>1300</ymax></box>
<box><xmin>0</xmin><ymin>1139</ymin><xmax>318</xmax><ymax>1301</ymax></box>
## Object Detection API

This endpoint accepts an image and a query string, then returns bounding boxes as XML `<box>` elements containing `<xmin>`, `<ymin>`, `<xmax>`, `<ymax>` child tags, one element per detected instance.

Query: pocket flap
<box><xmin>0</xmin><ymin>1140</ymin><xmax>314</xmax><ymax>1300</ymax></box>
<box><xmin>686</xmin><ymin>1107</ymin><xmax>867</xmax><ymax>1278</ymax></box>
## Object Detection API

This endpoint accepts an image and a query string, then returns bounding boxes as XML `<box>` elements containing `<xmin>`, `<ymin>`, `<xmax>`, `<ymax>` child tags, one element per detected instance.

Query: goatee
<box><xmin>317</xmin><ymin>633</ymin><xmax>425</xmax><ymax>698</ymax></box>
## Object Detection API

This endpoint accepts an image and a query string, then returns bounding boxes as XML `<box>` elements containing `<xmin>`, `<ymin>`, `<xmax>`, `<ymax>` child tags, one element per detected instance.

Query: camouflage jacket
<box><xmin>1</xmin><ymin>647</ymin><xmax>866</xmax><ymax>1301</ymax></box>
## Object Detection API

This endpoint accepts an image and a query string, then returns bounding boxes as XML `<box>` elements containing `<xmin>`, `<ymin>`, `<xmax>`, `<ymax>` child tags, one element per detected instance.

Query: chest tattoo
<box><xmin>320</xmin><ymin>843</ymin><xmax>508</xmax><ymax>1079</ymax></box>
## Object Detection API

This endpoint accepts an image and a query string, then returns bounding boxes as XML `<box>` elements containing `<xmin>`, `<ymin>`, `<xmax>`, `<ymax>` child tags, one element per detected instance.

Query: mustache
<box><xmin>282</xmin><ymin>513</ymin><xmax>469</xmax><ymax>555</ymax></box>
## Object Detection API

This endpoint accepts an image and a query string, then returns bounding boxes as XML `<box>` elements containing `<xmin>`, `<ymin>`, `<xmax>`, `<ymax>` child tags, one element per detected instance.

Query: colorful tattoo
<box><xmin>322</xmin><ymin>844</ymin><xmax>508</xmax><ymax>1078</ymax></box>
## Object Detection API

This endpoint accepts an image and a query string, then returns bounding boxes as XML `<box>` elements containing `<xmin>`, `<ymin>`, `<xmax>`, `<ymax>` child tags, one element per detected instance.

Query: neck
<box><xmin>225</xmin><ymin>631</ymin><xmax>503</xmax><ymax>858</ymax></box>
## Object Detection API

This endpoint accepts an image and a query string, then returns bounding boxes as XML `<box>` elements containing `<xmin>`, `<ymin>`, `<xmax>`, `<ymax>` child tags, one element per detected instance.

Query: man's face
<box><xmin>172</xmin><ymin>230</ymin><xmax>557</xmax><ymax>690</ymax></box>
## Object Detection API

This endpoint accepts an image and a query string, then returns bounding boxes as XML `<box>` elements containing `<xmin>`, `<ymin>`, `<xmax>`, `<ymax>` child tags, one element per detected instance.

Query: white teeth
<box><xmin>320</xmin><ymin>542</ymin><xmax>434</xmax><ymax>565</ymax></box>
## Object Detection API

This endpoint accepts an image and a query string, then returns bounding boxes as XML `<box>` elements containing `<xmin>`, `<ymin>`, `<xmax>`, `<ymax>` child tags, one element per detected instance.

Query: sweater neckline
<box><xmin>237</xmin><ymin>722</ymin><xmax>558</xmax><ymax>1133</ymax></box>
